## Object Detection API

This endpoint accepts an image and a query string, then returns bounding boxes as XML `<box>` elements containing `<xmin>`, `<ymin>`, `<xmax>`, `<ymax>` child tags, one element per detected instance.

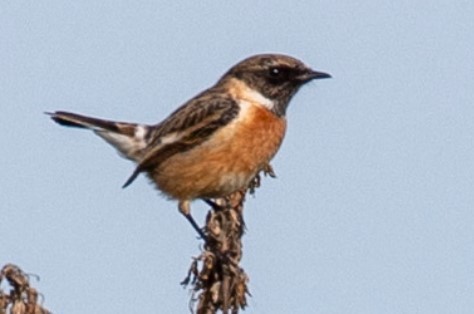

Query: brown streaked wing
<box><xmin>122</xmin><ymin>93</ymin><xmax>239</xmax><ymax>188</ymax></box>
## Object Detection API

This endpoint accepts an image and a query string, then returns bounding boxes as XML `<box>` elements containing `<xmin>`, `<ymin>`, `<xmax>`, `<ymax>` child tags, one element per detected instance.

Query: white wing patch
<box><xmin>159</xmin><ymin>132</ymin><xmax>180</xmax><ymax>145</ymax></box>
<box><xmin>134</xmin><ymin>125</ymin><xmax>148</xmax><ymax>144</ymax></box>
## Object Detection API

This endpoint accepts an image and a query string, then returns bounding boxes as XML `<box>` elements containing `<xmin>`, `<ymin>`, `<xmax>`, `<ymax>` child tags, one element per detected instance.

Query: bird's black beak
<box><xmin>297</xmin><ymin>69</ymin><xmax>331</xmax><ymax>83</ymax></box>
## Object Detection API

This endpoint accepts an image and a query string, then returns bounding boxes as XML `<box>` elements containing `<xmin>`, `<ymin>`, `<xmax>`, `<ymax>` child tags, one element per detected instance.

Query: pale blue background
<box><xmin>1</xmin><ymin>1</ymin><xmax>473</xmax><ymax>313</ymax></box>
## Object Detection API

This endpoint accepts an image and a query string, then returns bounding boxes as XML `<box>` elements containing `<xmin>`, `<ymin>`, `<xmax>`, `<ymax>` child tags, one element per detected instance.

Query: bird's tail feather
<box><xmin>47</xmin><ymin>111</ymin><xmax>151</xmax><ymax>163</ymax></box>
<box><xmin>47</xmin><ymin>111</ymin><xmax>128</xmax><ymax>132</ymax></box>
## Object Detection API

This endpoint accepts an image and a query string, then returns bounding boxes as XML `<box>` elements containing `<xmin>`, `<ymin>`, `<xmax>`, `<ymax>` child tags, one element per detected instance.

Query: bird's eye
<box><xmin>269</xmin><ymin>67</ymin><xmax>281</xmax><ymax>77</ymax></box>
<box><xmin>266</xmin><ymin>66</ymin><xmax>289</xmax><ymax>83</ymax></box>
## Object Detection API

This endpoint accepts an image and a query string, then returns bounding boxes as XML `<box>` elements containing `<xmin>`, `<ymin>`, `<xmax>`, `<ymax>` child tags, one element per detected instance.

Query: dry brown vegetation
<box><xmin>182</xmin><ymin>166</ymin><xmax>275</xmax><ymax>314</ymax></box>
<box><xmin>0</xmin><ymin>264</ymin><xmax>50</xmax><ymax>314</ymax></box>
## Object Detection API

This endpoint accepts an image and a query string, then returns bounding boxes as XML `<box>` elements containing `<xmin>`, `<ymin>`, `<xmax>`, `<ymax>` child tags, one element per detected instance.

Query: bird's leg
<box><xmin>184</xmin><ymin>215</ymin><xmax>207</xmax><ymax>242</ymax></box>
<box><xmin>178</xmin><ymin>201</ymin><xmax>207</xmax><ymax>241</ymax></box>
<box><xmin>203</xmin><ymin>199</ymin><xmax>225</xmax><ymax>212</ymax></box>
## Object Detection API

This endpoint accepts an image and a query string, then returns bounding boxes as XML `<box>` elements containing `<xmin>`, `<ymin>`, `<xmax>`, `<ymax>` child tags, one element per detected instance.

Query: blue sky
<box><xmin>1</xmin><ymin>1</ymin><xmax>473</xmax><ymax>313</ymax></box>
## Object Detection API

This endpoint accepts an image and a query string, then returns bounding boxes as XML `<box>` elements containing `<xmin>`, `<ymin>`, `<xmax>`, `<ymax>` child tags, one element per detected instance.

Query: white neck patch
<box><xmin>244</xmin><ymin>87</ymin><xmax>275</xmax><ymax>110</ymax></box>
<box><xmin>228</xmin><ymin>78</ymin><xmax>276</xmax><ymax>111</ymax></box>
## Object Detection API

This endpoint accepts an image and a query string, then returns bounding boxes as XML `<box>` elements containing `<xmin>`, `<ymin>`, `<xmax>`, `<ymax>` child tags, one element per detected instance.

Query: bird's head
<box><xmin>220</xmin><ymin>54</ymin><xmax>331</xmax><ymax>116</ymax></box>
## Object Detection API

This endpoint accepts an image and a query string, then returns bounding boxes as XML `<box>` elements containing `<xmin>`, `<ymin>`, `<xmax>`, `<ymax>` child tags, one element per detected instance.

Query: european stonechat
<box><xmin>48</xmin><ymin>54</ymin><xmax>330</xmax><ymax>238</ymax></box>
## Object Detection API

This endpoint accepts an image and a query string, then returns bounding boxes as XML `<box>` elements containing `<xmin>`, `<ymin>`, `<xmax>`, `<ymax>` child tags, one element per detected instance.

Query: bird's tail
<box><xmin>47</xmin><ymin>111</ymin><xmax>151</xmax><ymax>162</ymax></box>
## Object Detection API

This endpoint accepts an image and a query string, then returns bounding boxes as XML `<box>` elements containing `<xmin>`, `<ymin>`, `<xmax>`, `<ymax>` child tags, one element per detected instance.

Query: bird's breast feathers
<box><xmin>150</xmin><ymin>83</ymin><xmax>287</xmax><ymax>200</ymax></box>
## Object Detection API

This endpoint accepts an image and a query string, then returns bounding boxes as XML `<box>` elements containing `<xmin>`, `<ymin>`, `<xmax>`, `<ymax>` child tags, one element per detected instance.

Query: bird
<box><xmin>47</xmin><ymin>53</ymin><xmax>330</xmax><ymax>239</ymax></box>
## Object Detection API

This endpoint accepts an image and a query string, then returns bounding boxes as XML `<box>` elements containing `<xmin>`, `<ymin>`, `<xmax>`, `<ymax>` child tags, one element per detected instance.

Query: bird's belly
<box><xmin>150</xmin><ymin>104</ymin><xmax>287</xmax><ymax>200</ymax></box>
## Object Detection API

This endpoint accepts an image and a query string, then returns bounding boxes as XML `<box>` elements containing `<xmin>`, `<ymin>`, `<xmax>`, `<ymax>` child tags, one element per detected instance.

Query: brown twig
<box><xmin>182</xmin><ymin>166</ymin><xmax>275</xmax><ymax>313</ymax></box>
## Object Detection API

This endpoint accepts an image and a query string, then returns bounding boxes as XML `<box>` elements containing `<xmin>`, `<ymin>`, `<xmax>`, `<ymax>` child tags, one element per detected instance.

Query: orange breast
<box><xmin>150</xmin><ymin>103</ymin><xmax>287</xmax><ymax>200</ymax></box>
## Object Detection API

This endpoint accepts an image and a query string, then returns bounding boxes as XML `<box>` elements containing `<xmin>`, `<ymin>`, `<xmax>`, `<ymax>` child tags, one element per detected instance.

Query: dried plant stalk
<box><xmin>183</xmin><ymin>167</ymin><xmax>275</xmax><ymax>314</ymax></box>
<box><xmin>0</xmin><ymin>264</ymin><xmax>50</xmax><ymax>314</ymax></box>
